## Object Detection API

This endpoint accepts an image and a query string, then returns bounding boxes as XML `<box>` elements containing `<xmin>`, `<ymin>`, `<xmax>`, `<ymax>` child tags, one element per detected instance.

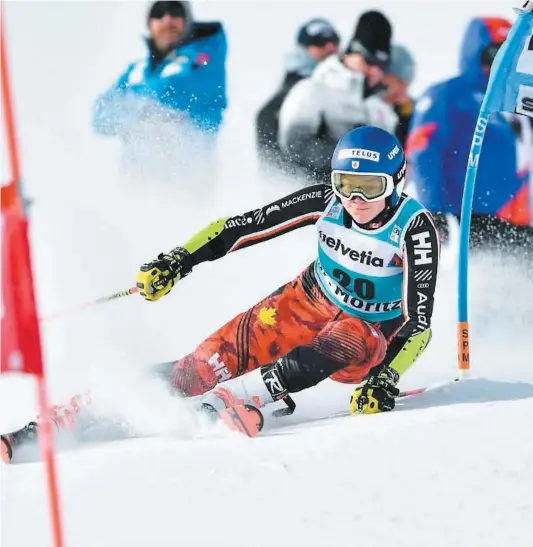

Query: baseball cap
<box><xmin>297</xmin><ymin>18</ymin><xmax>340</xmax><ymax>47</ymax></box>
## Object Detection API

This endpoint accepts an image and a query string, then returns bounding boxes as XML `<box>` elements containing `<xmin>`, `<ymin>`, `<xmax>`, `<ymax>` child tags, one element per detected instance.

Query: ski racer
<box><xmin>136</xmin><ymin>125</ymin><xmax>440</xmax><ymax>421</ymax></box>
<box><xmin>1</xmin><ymin>127</ymin><xmax>440</xmax><ymax>461</ymax></box>
<box><xmin>407</xmin><ymin>16</ymin><xmax>533</xmax><ymax>252</ymax></box>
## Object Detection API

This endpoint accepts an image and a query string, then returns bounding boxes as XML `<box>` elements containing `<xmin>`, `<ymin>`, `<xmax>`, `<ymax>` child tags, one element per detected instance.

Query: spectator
<box><xmin>278</xmin><ymin>11</ymin><xmax>398</xmax><ymax>184</ymax></box>
<box><xmin>92</xmin><ymin>1</ymin><xmax>227</xmax><ymax>179</ymax></box>
<box><xmin>383</xmin><ymin>45</ymin><xmax>416</xmax><ymax>148</ymax></box>
<box><xmin>407</xmin><ymin>16</ymin><xmax>533</xmax><ymax>254</ymax></box>
<box><xmin>256</xmin><ymin>18</ymin><xmax>340</xmax><ymax>170</ymax></box>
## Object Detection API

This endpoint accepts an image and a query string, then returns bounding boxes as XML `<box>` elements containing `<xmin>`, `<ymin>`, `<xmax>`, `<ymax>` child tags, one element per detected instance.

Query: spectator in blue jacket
<box><xmin>407</xmin><ymin>16</ymin><xmax>533</xmax><ymax>253</ymax></box>
<box><xmin>93</xmin><ymin>1</ymin><xmax>227</xmax><ymax>180</ymax></box>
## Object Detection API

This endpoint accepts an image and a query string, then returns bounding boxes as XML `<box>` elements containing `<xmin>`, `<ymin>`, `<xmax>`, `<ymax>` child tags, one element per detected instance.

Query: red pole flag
<box><xmin>0</xmin><ymin>5</ymin><xmax>41</xmax><ymax>375</ymax></box>
<box><xmin>1</xmin><ymin>203</ymin><xmax>45</xmax><ymax>376</ymax></box>
<box><xmin>1</xmin><ymin>10</ymin><xmax>64</xmax><ymax>547</ymax></box>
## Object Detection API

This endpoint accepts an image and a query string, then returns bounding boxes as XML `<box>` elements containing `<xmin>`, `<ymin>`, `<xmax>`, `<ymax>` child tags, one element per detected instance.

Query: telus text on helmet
<box><xmin>337</xmin><ymin>148</ymin><xmax>381</xmax><ymax>162</ymax></box>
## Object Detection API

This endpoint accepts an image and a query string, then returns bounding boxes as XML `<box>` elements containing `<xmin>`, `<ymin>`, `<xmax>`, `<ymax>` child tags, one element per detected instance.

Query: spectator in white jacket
<box><xmin>278</xmin><ymin>11</ymin><xmax>398</xmax><ymax>183</ymax></box>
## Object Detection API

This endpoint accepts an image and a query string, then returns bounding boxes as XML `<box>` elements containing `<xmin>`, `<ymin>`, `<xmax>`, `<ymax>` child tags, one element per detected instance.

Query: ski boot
<box><xmin>1</xmin><ymin>422</ymin><xmax>38</xmax><ymax>463</ymax></box>
<box><xmin>1</xmin><ymin>393</ymin><xmax>92</xmax><ymax>464</ymax></box>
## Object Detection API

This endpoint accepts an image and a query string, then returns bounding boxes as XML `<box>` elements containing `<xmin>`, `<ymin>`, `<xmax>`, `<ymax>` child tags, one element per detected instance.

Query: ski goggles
<box><xmin>331</xmin><ymin>171</ymin><xmax>394</xmax><ymax>202</ymax></box>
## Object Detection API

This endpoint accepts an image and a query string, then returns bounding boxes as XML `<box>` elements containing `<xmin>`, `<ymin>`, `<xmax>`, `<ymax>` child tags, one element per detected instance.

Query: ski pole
<box><xmin>398</xmin><ymin>386</ymin><xmax>428</xmax><ymax>398</ymax></box>
<box><xmin>41</xmin><ymin>286</ymin><xmax>139</xmax><ymax>323</ymax></box>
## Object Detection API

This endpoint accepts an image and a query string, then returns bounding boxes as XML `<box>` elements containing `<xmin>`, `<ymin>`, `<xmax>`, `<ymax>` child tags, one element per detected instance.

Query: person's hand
<box><xmin>136</xmin><ymin>247</ymin><xmax>192</xmax><ymax>301</ymax></box>
<box><xmin>350</xmin><ymin>366</ymin><xmax>400</xmax><ymax>414</ymax></box>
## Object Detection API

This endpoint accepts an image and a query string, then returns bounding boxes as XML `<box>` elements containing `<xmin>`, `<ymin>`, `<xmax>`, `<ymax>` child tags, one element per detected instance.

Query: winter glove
<box><xmin>136</xmin><ymin>247</ymin><xmax>193</xmax><ymax>302</ymax></box>
<box><xmin>349</xmin><ymin>365</ymin><xmax>400</xmax><ymax>415</ymax></box>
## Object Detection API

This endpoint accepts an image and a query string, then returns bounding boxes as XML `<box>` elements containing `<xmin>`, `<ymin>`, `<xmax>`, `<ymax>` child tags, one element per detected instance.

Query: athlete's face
<box><xmin>341</xmin><ymin>196</ymin><xmax>386</xmax><ymax>225</ymax></box>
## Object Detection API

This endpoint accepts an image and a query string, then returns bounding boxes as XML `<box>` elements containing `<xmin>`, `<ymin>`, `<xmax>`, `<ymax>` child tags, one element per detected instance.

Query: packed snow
<box><xmin>1</xmin><ymin>2</ymin><xmax>532</xmax><ymax>546</ymax></box>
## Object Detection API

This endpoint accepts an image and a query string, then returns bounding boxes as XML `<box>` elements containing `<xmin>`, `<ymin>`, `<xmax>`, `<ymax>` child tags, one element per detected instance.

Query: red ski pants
<box><xmin>171</xmin><ymin>265</ymin><xmax>387</xmax><ymax>396</ymax></box>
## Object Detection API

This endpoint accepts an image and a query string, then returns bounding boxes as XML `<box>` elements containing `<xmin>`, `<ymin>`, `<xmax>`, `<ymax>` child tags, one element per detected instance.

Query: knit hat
<box><xmin>345</xmin><ymin>11</ymin><xmax>392</xmax><ymax>69</ymax></box>
<box><xmin>388</xmin><ymin>45</ymin><xmax>415</xmax><ymax>86</ymax></box>
<box><xmin>147</xmin><ymin>1</ymin><xmax>187</xmax><ymax>22</ymax></box>
<box><xmin>297</xmin><ymin>18</ymin><xmax>340</xmax><ymax>47</ymax></box>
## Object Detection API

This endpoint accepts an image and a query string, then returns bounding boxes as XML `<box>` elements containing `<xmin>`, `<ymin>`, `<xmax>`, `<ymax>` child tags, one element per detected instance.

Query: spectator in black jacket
<box><xmin>256</xmin><ymin>19</ymin><xmax>340</xmax><ymax>170</ymax></box>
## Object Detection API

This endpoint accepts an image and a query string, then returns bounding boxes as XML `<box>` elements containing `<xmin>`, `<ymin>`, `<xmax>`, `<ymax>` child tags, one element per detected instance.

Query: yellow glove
<box><xmin>136</xmin><ymin>247</ymin><xmax>192</xmax><ymax>302</ymax></box>
<box><xmin>350</xmin><ymin>366</ymin><xmax>400</xmax><ymax>415</ymax></box>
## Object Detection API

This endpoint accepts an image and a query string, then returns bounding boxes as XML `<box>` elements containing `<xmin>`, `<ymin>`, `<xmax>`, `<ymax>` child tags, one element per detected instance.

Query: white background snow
<box><xmin>1</xmin><ymin>1</ymin><xmax>533</xmax><ymax>546</ymax></box>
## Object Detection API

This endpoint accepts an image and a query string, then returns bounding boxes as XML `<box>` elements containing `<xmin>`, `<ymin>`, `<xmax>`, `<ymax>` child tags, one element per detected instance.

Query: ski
<box><xmin>217</xmin><ymin>405</ymin><xmax>264</xmax><ymax>438</ymax></box>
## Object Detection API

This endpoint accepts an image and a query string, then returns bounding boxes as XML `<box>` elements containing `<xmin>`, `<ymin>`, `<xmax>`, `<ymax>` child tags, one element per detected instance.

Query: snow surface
<box><xmin>1</xmin><ymin>1</ymin><xmax>533</xmax><ymax>546</ymax></box>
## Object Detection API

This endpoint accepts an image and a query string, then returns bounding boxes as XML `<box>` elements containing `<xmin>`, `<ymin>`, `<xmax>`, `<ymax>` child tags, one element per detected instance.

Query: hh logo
<box><xmin>412</xmin><ymin>231</ymin><xmax>433</xmax><ymax>265</ymax></box>
<box><xmin>208</xmin><ymin>353</ymin><xmax>232</xmax><ymax>382</ymax></box>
